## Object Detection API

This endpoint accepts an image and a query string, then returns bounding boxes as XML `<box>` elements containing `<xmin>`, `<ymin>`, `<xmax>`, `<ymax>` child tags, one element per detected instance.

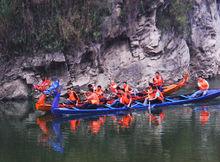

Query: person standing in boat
<box><xmin>144</xmin><ymin>84</ymin><xmax>164</xmax><ymax>105</ymax></box>
<box><xmin>191</xmin><ymin>76</ymin><xmax>209</xmax><ymax>98</ymax></box>
<box><xmin>153</xmin><ymin>72</ymin><xmax>164</xmax><ymax>92</ymax></box>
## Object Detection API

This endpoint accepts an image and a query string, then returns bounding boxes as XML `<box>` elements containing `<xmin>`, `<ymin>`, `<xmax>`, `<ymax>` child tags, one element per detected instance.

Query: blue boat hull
<box><xmin>51</xmin><ymin>89</ymin><xmax>220</xmax><ymax>115</ymax></box>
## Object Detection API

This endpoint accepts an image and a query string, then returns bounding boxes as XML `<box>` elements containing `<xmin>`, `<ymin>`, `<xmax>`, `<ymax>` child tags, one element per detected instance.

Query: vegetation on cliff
<box><xmin>0</xmin><ymin>0</ymin><xmax>194</xmax><ymax>55</ymax></box>
<box><xmin>0</xmin><ymin>0</ymin><xmax>111</xmax><ymax>55</ymax></box>
<box><xmin>156</xmin><ymin>0</ymin><xmax>194</xmax><ymax>36</ymax></box>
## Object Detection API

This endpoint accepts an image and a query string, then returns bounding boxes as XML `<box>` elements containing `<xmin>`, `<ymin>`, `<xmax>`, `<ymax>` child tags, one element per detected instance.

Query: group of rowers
<box><xmin>34</xmin><ymin>71</ymin><xmax>210</xmax><ymax>109</ymax></box>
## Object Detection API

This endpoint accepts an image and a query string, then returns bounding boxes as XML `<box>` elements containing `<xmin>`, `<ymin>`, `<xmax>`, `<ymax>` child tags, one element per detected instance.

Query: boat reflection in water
<box><xmin>194</xmin><ymin>106</ymin><xmax>210</xmax><ymax>126</ymax></box>
<box><xmin>118</xmin><ymin>113</ymin><xmax>134</xmax><ymax>128</ymax></box>
<box><xmin>89</xmin><ymin>116</ymin><xmax>106</xmax><ymax>135</ymax></box>
<box><xmin>36</xmin><ymin>114</ymin><xmax>64</xmax><ymax>153</ymax></box>
<box><xmin>36</xmin><ymin>110</ymin><xmax>166</xmax><ymax>153</ymax></box>
<box><xmin>200</xmin><ymin>107</ymin><xmax>210</xmax><ymax>126</ymax></box>
<box><xmin>70</xmin><ymin>120</ymin><xmax>80</xmax><ymax>133</ymax></box>
<box><xmin>147</xmin><ymin>108</ymin><xmax>165</xmax><ymax>126</ymax></box>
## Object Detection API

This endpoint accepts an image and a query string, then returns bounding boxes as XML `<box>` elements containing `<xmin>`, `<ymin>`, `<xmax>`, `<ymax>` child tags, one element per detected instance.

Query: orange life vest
<box><xmin>120</xmin><ymin>93</ymin><xmax>131</xmax><ymax>105</ymax></box>
<box><xmin>95</xmin><ymin>88</ymin><xmax>104</xmax><ymax>98</ymax></box>
<box><xmin>68</xmin><ymin>90</ymin><xmax>78</xmax><ymax>101</ymax></box>
<box><xmin>110</xmin><ymin>82</ymin><xmax>117</xmax><ymax>93</ymax></box>
<box><xmin>87</xmin><ymin>92</ymin><xmax>100</xmax><ymax>105</ymax></box>
<box><xmin>198</xmin><ymin>79</ymin><xmax>209</xmax><ymax>91</ymax></box>
<box><xmin>153</xmin><ymin>75</ymin><xmax>164</xmax><ymax>87</ymax></box>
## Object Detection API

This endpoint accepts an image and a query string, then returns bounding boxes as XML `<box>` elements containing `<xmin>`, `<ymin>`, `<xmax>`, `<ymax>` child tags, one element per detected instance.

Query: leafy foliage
<box><xmin>156</xmin><ymin>0</ymin><xmax>194</xmax><ymax>36</ymax></box>
<box><xmin>0</xmin><ymin>0</ymin><xmax>111</xmax><ymax>55</ymax></box>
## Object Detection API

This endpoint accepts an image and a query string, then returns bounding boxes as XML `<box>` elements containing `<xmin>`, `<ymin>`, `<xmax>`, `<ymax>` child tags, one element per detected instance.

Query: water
<box><xmin>1</xmin><ymin>78</ymin><xmax>220</xmax><ymax>162</ymax></box>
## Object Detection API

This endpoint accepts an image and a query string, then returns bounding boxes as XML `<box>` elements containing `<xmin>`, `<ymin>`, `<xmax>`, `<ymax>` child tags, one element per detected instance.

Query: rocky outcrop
<box><xmin>190</xmin><ymin>0</ymin><xmax>220</xmax><ymax>78</ymax></box>
<box><xmin>0</xmin><ymin>52</ymin><xmax>71</xmax><ymax>99</ymax></box>
<box><xmin>0</xmin><ymin>79</ymin><xmax>29</xmax><ymax>100</ymax></box>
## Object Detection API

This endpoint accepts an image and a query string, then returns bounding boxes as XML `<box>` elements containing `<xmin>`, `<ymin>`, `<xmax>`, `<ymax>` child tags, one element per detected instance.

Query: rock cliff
<box><xmin>0</xmin><ymin>0</ymin><xmax>220</xmax><ymax>99</ymax></box>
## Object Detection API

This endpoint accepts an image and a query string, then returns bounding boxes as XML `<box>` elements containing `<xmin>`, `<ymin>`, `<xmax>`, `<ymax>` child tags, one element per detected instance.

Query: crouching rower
<box><xmin>111</xmin><ymin>88</ymin><xmax>132</xmax><ymax>108</ymax></box>
<box><xmin>80</xmin><ymin>89</ymin><xmax>100</xmax><ymax>109</ymax></box>
<box><xmin>65</xmin><ymin>87</ymin><xmax>79</xmax><ymax>106</ymax></box>
<box><xmin>190</xmin><ymin>76</ymin><xmax>209</xmax><ymax>98</ymax></box>
<box><xmin>144</xmin><ymin>84</ymin><xmax>164</xmax><ymax>105</ymax></box>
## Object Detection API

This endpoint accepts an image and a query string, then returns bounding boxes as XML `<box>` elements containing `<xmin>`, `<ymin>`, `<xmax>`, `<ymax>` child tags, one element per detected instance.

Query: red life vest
<box><xmin>198</xmin><ymin>79</ymin><xmax>209</xmax><ymax>91</ymax></box>
<box><xmin>68</xmin><ymin>90</ymin><xmax>78</xmax><ymax>101</ymax></box>
<box><xmin>120</xmin><ymin>93</ymin><xmax>131</xmax><ymax>105</ymax></box>
<box><xmin>153</xmin><ymin>75</ymin><xmax>164</xmax><ymax>87</ymax></box>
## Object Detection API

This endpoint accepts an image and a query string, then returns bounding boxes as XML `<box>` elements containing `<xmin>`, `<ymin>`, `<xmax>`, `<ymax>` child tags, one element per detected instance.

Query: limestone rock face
<box><xmin>0</xmin><ymin>52</ymin><xmax>71</xmax><ymax>100</ymax></box>
<box><xmin>190</xmin><ymin>0</ymin><xmax>220</xmax><ymax>77</ymax></box>
<box><xmin>0</xmin><ymin>79</ymin><xmax>29</xmax><ymax>100</ymax></box>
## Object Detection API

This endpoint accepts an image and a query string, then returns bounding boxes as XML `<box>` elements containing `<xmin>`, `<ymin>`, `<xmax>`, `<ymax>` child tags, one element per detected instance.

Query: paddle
<box><xmin>148</xmin><ymin>100</ymin><xmax>151</xmax><ymax>114</ymax></box>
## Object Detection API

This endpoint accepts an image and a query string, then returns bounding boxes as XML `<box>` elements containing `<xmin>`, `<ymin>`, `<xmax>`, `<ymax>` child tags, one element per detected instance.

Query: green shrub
<box><xmin>156</xmin><ymin>0</ymin><xmax>194</xmax><ymax>36</ymax></box>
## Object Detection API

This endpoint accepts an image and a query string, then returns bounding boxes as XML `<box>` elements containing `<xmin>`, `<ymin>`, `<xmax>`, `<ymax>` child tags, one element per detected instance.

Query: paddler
<box><xmin>65</xmin><ymin>87</ymin><xmax>79</xmax><ymax>105</ymax></box>
<box><xmin>95</xmin><ymin>85</ymin><xmax>104</xmax><ymax>98</ymax></box>
<box><xmin>80</xmin><ymin>89</ymin><xmax>100</xmax><ymax>109</ymax></box>
<box><xmin>144</xmin><ymin>84</ymin><xmax>164</xmax><ymax>105</ymax></box>
<box><xmin>190</xmin><ymin>76</ymin><xmax>209</xmax><ymax>98</ymax></box>
<box><xmin>95</xmin><ymin>85</ymin><xmax>107</xmax><ymax>104</ymax></box>
<box><xmin>112</xmin><ymin>88</ymin><xmax>132</xmax><ymax>107</ymax></box>
<box><xmin>123</xmin><ymin>81</ymin><xmax>132</xmax><ymax>93</ymax></box>
<box><xmin>109</xmin><ymin>80</ymin><xmax>118</xmax><ymax>94</ymax></box>
<box><xmin>153</xmin><ymin>71</ymin><xmax>164</xmax><ymax>92</ymax></box>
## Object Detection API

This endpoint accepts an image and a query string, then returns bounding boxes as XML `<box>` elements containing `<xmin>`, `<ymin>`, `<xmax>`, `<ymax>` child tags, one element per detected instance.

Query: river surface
<box><xmin>1</xmin><ymin>78</ymin><xmax>220</xmax><ymax>162</ymax></box>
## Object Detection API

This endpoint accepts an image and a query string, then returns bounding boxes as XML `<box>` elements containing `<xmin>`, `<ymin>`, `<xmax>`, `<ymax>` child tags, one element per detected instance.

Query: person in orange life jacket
<box><xmin>95</xmin><ymin>85</ymin><xmax>104</xmax><ymax>98</ymax></box>
<box><xmin>190</xmin><ymin>76</ymin><xmax>209</xmax><ymax>98</ymax></box>
<box><xmin>111</xmin><ymin>88</ymin><xmax>132</xmax><ymax>108</ymax></box>
<box><xmin>144</xmin><ymin>84</ymin><xmax>164</xmax><ymax>105</ymax></box>
<box><xmin>109</xmin><ymin>80</ymin><xmax>118</xmax><ymax>94</ymax></box>
<box><xmin>95</xmin><ymin>85</ymin><xmax>107</xmax><ymax>104</ymax></box>
<box><xmin>88</xmin><ymin>84</ymin><xmax>95</xmax><ymax>91</ymax></box>
<box><xmin>80</xmin><ymin>89</ymin><xmax>101</xmax><ymax>109</ymax></box>
<box><xmin>65</xmin><ymin>87</ymin><xmax>79</xmax><ymax>105</ymax></box>
<box><xmin>123</xmin><ymin>82</ymin><xmax>132</xmax><ymax>93</ymax></box>
<box><xmin>153</xmin><ymin>71</ymin><xmax>164</xmax><ymax>92</ymax></box>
